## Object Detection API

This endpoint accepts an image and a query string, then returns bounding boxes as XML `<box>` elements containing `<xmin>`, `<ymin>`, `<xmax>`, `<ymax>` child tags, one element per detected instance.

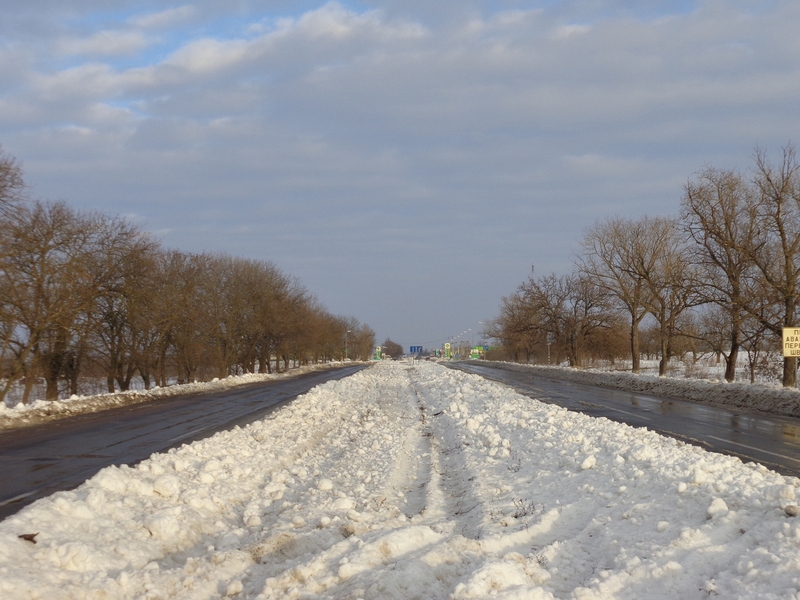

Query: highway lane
<box><xmin>448</xmin><ymin>362</ymin><xmax>800</xmax><ymax>477</ymax></box>
<box><xmin>0</xmin><ymin>364</ymin><xmax>368</xmax><ymax>520</ymax></box>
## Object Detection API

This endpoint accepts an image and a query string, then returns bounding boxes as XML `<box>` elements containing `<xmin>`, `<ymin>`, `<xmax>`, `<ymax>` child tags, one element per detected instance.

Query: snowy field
<box><xmin>2</xmin><ymin>361</ymin><xmax>800</xmax><ymax>599</ymax></box>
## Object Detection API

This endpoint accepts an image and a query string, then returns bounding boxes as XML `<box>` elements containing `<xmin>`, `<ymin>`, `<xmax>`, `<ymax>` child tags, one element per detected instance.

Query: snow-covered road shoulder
<box><xmin>0</xmin><ymin>363</ymin><xmax>355</xmax><ymax>431</ymax></box>
<box><xmin>1</xmin><ymin>361</ymin><xmax>799</xmax><ymax>599</ymax></box>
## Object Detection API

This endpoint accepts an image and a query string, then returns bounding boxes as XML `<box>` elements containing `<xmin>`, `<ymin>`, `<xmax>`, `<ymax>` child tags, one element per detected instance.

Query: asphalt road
<box><xmin>0</xmin><ymin>364</ymin><xmax>368</xmax><ymax>521</ymax></box>
<box><xmin>448</xmin><ymin>361</ymin><xmax>800</xmax><ymax>477</ymax></box>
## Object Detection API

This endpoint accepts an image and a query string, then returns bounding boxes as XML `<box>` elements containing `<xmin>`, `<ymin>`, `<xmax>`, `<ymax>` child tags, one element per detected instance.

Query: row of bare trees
<box><xmin>0</xmin><ymin>148</ymin><xmax>375</xmax><ymax>403</ymax></box>
<box><xmin>489</xmin><ymin>145</ymin><xmax>800</xmax><ymax>386</ymax></box>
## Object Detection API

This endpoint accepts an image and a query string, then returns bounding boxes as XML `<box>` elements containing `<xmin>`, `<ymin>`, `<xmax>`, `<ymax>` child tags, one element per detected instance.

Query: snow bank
<box><xmin>0</xmin><ymin>363</ymin><xmax>354</xmax><ymax>431</ymax></box>
<box><xmin>2</xmin><ymin>361</ymin><xmax>800</xmax><ymax>598</ymax></box>
<box><xmin>476</xmin><ymin>360</ymin><xmax>800</xmax><ymax>418</ymax></box>
<box><xmin>5</xmin><ymin>356</ymin><xmax>797</xmax><ymax>433</ymax></box>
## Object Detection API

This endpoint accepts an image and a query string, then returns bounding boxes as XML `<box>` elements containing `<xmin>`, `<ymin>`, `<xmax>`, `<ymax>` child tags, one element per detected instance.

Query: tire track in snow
<box><xmin>407</xmin><ymin>367</ymin><xmax>487</xmax><ymax>540</ymax></box>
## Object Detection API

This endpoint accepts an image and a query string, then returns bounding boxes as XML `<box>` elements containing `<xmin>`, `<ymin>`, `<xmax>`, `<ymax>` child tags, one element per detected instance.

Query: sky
<box><xmin>1</xmin><ymin>0</ymin><xmax>799</xmax><ymax>351</ymax></box>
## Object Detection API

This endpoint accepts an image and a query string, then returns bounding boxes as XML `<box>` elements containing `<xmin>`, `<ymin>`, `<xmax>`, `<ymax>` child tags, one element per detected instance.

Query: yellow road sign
<box><xmin>783</xmin><ymin>328</ymin><xmax>800</xmax><ymax>357</ymax></box>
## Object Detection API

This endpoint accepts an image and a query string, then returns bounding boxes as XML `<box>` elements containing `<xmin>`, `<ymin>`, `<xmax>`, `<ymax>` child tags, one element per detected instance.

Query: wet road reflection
<box><xmin>0</xmin><ymin>365</ymin><xmax>368</xmax><ymax>520</ymax></box>
<box><xmin>448</xmin><ymin>362</ymin><xmax>800</xmax><ymax>477</ymax></box>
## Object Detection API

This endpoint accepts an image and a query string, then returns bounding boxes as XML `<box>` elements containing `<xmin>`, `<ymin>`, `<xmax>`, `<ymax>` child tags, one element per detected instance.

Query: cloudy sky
<box><xmin>1</xmin><ymin>1</ymin><xmax>799</xmax><ymax>351</ymax></box>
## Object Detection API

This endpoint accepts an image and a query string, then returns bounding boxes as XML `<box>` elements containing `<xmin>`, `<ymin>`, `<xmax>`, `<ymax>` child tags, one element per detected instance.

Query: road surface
<box><xmin>0</xmin><ymin>364</ymin><xmax>368</xmax><ymax>520</ymax></box>
<box><xmin>448</xmin><ymin>361</ymin><xmax>800</xmax><ymax>477</ymax></box>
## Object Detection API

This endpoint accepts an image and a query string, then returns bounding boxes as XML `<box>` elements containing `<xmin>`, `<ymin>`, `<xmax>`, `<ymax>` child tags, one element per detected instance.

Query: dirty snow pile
<box><xmin>2</xmin><ymin>361</ymin><xmax>800</xmax><ymax>599</ymax></box>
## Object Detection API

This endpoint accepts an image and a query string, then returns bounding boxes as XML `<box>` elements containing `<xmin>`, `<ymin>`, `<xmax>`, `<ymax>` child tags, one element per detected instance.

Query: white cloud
<box><xmin>4</xmin><ymin>1</ymin><xmax>800</xmax><ymax>343</ymax></box>
<box><xmin>489</xmin><ymin>9</ymin><xmax>544</xmax><ymax>29</ymax></box>
<box><xmin>33</xmin><ymin>62</ymin><xmax>119</xmax><ymax>99</ymax></box>
<box><xmin>128</xmin><ymin>5</ymin><xmax>195</xmax><ymax>30</ymax></box>
<box><xmin>163</xmin><ymin>37</ymin><xmax>250</xmax><ymax>74</ymax></box>
<box><xmin>294</xmin><ymin>2</ymin><xmax>366</xmax><ymax>39</ymax></box>
<box><xmin>86</xmin><ymin>102</ymin><xmax>135</xmax><ymax>125</ymax></box>
<box><xmin>56</xmin><ymin>30</ymin><xmax>150</xmax><ymax>56</ymax></box>
<box><xmin>141</xmin><ymin>3</ymin><xmax>427</xmax><ymax>81</ymax></box>
<box><xmin>564</xmin><ymin>153</ymin><xmax>647</xmax><ymax>177</ymax></box>
<box><xmin>552</xmin><ymin>23</ymin><xmax>591</xmax><ymax>39</ymax></box>
<box><xmin>274</xmin><ymin>2</ymin><xmax>426</xmax><ymax>42</ymax></box>
<box><xmin>58</xmin><ymin>124</ymin><xmax>93</xmax><ymax>136</ymax></box>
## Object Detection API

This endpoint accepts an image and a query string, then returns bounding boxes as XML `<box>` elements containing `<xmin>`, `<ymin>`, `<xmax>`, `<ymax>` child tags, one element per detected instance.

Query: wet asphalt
<box><xmin>447</xmin><ymin>362</ymin><xmax>800</xmax><ymax>478</ymax></box>
<box><xmin>5</xmin><ymin>360</ymin><xmax>799</xmax><ymax>523</ymax></box>
<box><xmin>0</xmin><ymin>364</ymin><xmax>367</xmax><ymax>521</ymax></box>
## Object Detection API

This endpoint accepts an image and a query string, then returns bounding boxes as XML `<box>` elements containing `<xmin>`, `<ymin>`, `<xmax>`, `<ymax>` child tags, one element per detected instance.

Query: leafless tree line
<box><xmin>489</xmin><ymin>144</ymin><xmax>800</xmax><ymax>387</ymax></box>
<box><xmin>0</xmin><ymin>148</ymin><xmax>375</xmax><ymax>403</ymax></box>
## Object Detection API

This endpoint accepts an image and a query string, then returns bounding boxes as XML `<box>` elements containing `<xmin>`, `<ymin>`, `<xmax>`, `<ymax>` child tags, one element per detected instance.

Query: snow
<box><xmin>478</xmin><ymin>360</ymin><xmax>800</xmax><ymax>418</ymax></box>
<box><xmin>2</xmin><ymin>360</ymin><xmax>800</xmax><ymax>599</ymax></box>
<box><xmin>0</xmin><ymin>363</ymin><xmax>350</xmax><ymax>431</ymax></box>
<box><xmin>6</xmin><ymin>355</ymin><xmax>800</xmax><ymax>434</ymax></box>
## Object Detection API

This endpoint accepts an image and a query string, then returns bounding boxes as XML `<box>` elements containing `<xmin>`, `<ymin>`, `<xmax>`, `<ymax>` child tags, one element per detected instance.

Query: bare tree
<box><xmin>681</xmin><ymin>167</ymin><xmax>760</xmax><ymax>381</ymax></box>
<box><xmin>740</xmin><ymin>314</ymin><xmax>775</xmax><ymax>384</ymax></box>
<box><xmin>2</xmin><ymin>201</ymin><xmax>104</xmax><ymax>401</ymax></box>
<box><xmin>247</xmin><ymin>260</ymin><xmax>292</xmax><ymax>374</ymax></box>
<box><xmin>487</xmin><ymin>292</ymin><xmax>541</xmax><ymax>363</ymax></box>
<box><xmin>518</xmin><ymin>272</ymin><xmax>615</xmax><ymax>367</ymax></box>
<box><xmin>349</xmin><ymin>322</ymin><xmax>376</xmax><ymax>360</ymax></box>
<box><xmin>382</xmin><ymin>338</ymin><xmax>403</xmax><ymax>359</ymax></box>
<box><xmin>274</xmin><ymin>281</ymin><xmax>316</xmax><ymax>371</ymax></box>
<box><xmin>0</xmin><ymin>146</ymin><xmax>25</xmax><ymax>215</ymax></box>
<box><xmin>0</xmin><ymin>149</ymin><xmax>379</xmax><ymax>400</ymax></box>
<box><xmin>517</xmin><ymin>273</ymin><xmax>567</xmax><ymax>363</ymax></box>
<box><xmin>167</xmin><ymin>253</ymin><xmax>217</xmax><ymax>384</ymax></box>
<box><xmin>584</xmin><ymin>318</ymin><xmax>629</xmax><ymax>364</ymax></box>
<box><xmin>747</xmin><ymin>145</ymin><xmax>800</xmax><ymax>387</ymax></box>
<box><xmin>638</xmin><ymin>217</ymin><xmax>701</xmax><ymax>376</ymax></box>
<box><xmin>578</xmin><ymin>217</ymin><xmax>655</xmax><ymax>373</ymax></box>
<box><xmin>146</xmin><ymin>250</ymin><xmax>194</xmax><ymax>387</ymax></box>
<box><xmin>0</xmin><ymin>226</ymin><xmax>23</xmax><ymax>401</ymax></box>
<box><xmin>562</xmin><ymin>274</ymin><xmax>617</xmax><ymax>367</ymax></box>
<box><xmin>0</xmin><ymin>148</ymin><xmax>27</xmax><ymax>400</ymax></box>
<box><xmin>89</xmin><ymin>218</ymin><xmax>160</xmax><ymax>392</ymax></box>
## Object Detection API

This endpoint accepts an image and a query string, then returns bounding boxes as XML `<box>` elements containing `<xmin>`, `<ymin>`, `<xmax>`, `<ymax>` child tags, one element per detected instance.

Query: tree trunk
<box><xmin>568</xmin><ymin>339</ymin><xmax>580</xmax><ymax>367</ymax></box>
<box><xmin>783</xmin><ymin>356</ymin><xmax>797</xmax><ymax>387</ymax></box>
<box><xmin>22</xmin><ymin>380</ymin><xmax>34</xmax><ymax>404</ymax></box>
<box><xmin>45</xmin><ymin>374</ymin><xmax>59</xmax><ymax>400</ymax></box>
<box><xmin>658</xmin><ymin>323</ymin><xmax>668</xmax><ymax>376</ymax></box>
<box><xmin>158</xmin><ymin>344</ymin><xmax>168</xmax><ymax>387</ymax></box>
<box><xmin>21</xmin><ymin>362</ymin><xmax>35</xmax><ymax>405</ymax></box>
<box><xmin>68</xmin><ymin>349</ymin><xmax>82</xmax><ymax>396</ymax></box>
<box><xmin>630</xmin><ymin>320</ymin><xmax>640</xmax><ymax>373</ymax></box>
<box><xmin>724</xmin><ymin>342</ymin><xmax>739</xmax><ymax>383</ymax></box>
<box><xmin>43</xmin><ymin>352</ymin><xmax>64</xmax><ymax>401</ymax></box>
<box><xmin>116</xmin><ymin>363</ymin><xmax>134</xmax><ymax>391</ymax></box>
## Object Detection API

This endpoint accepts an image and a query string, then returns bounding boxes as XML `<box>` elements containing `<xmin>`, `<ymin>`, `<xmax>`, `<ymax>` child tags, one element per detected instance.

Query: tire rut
<box><xmin>407</xmin><ymin>368</ymin><xmax>487</xmax><ymax>540</ymax></box>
